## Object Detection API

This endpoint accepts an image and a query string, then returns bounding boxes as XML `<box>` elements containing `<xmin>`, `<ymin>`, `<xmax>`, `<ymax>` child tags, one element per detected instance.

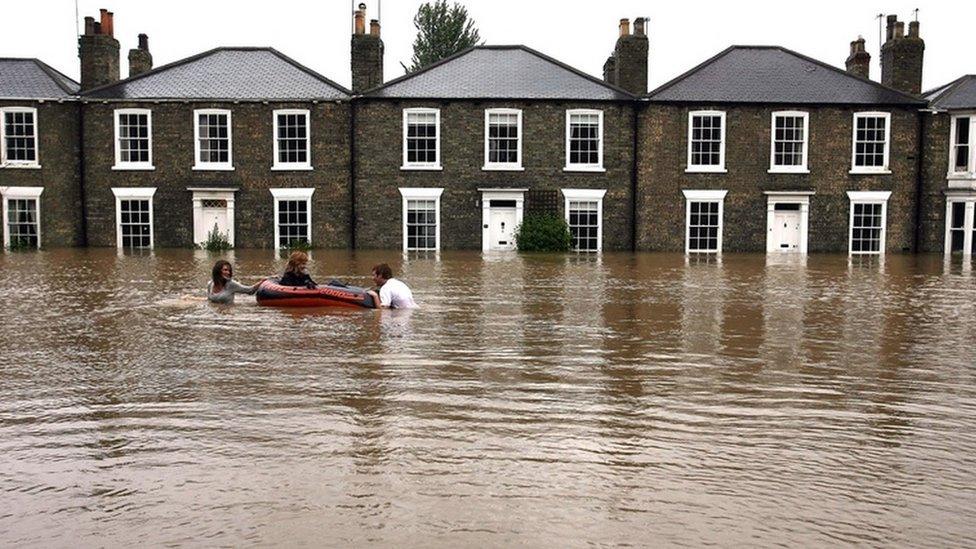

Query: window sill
<box><xmin>271</xmin><ymin>165</ymin><xmax>313</xmax><ymax>171</ymax></box>
<box><xmin>0</xmin><ymin>163</ymin><xmax>41</xmax><ymax>169</ymax></box>
<box><xmin>112</xmin><ymin>164</ymin><xmax>155</xmax><ymax>171</ymax></box>
<box><xmin>193</xmin><ymin>165</ymin><xmax>235</xmax><ymax>171</ymax></box>
<box><xmin>401</xmin><ymin>165</ymin><xmax>443</xmax><ymax>171</ymax></box>
<box><xmin>482</xmin><ymin>165</ymin><xmax>525</xmax><ymax>172</ymax></box>
<box><xmin>849</xmin><ymin>169</ymin><xmax>891</xmax><ymax>175</ymax></box>
<box><xmin>563</xmin><ymin>166</ymin><xmax>606</xmax><ymax>173</ymax></box>
<box><xmin>685</xmin><ymin>167</ymin><xmax>727</xmax><ymax>174</ymax></box>
<box><xmin>768</xmin><ymin>168</ymin><xmax>810</xmax><ymax>174</ymax></box>
<box><xmin>946</xmin><ymin>173</ymin><xmax>976</xmax><ymax>181</ymax></box>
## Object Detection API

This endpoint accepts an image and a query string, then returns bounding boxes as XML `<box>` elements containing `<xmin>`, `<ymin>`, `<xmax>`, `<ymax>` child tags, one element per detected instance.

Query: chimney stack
<box><xmin>78</xmin><ymin>8</ymin><xmax>120</xmax><ymax>90</ymax></box>
<box><xmin>603</xmin><ymin>16</ymin><xmax>648</xmax><ymax>95</ymax></box>
<box><xmin>845</xmin><ymin>36</ymin><xmax>870</xmax><ymax>79</ymax></box>
<box><xmin>351</xmin><ymin>3</ymin><xmax>384</xmax><ymax>92</ymax></box>
<box><xmin>128</xmin><ymin>33</ymin><xmax>153</xmax><ymax>77</ymax></box>
<box><xmin>881</xmin><ymin>14</ymin><xmax>924</xmax><ymax>95</ymax></box>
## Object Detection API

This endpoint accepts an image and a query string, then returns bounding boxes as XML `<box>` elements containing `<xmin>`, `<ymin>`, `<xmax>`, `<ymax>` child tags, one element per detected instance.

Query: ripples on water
<box><xmin>1</xmin><ymin>249</ymin><xmax>975</xmax><ymax>546</ymax></box>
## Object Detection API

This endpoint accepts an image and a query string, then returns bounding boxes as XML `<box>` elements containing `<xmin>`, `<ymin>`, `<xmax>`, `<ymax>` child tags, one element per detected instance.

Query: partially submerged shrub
<box><xmin>200</xmin><ymin>225</ymin><xmax>233</xmax><ymax>252</ymax></box>
<box><xmin>514</xmin><ymin>213</ymin><xmax>572</xmax><ymax>252</ymax></box>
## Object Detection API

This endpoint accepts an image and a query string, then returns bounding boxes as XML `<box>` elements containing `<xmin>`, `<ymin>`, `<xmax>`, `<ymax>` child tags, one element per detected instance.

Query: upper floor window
<box><xmin>484</xmin><ymin>108</ymin><xmax>522</xmax><ymax>170</ymax></box>
<box><xmin>272</xmin><ymin>109</ymin><xmax>311</xmax><ymax>170</ymax></box>
<box><xmin>769</xmin><ymin>111</ymin><xmax>809</xmax><ymax>173</ymax></box>
<box><xmin>402</xmin><ymin>108</ymin><xmax>440</xmax><ymax>170</ymax></box>
<box><xmin>1</xmin><ymin>107</ymin><xmax>39</xmax><ymax>168</ymax></box>
<box><xmin>687</xmin><ymin>111</ymin><xmax>726</xmax><ymax>172</ymax></box>
<box><xmin>851</xmin><ymin>112</ymin><xmax>890</xmax><ymax>173</ymax></box>
<box><xmin>950</xmin><ymin>115</ymin><xmax>975</xmax><ymax>177</ymax></box>
<box><xmin>114</xmin><ymin>109</ymin><xmax>153</xmax><ymax>170</ymax></box>
<box><xmin>194</xmin><ymin>109</ymin><xmax>233</xmax><ymax>170</ymax></box>
<box><xmin>565</xmin><ymin>109</ymin><xmax>604</xmax><ymax>171</ymax></box>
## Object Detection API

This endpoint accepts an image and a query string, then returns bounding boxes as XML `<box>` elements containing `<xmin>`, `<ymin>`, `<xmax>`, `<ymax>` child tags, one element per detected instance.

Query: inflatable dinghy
<box><xmin>256</xmin><ymin>279</ymin><xmax>376</xmax><ymax>308</ymax></box>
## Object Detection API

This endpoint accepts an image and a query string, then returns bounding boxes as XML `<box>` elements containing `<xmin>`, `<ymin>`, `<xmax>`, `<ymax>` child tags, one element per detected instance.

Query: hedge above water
<box><xmin>514</xmin><ymin>214</ymin><xmax>572</xmax><ymax>252</ymax></box>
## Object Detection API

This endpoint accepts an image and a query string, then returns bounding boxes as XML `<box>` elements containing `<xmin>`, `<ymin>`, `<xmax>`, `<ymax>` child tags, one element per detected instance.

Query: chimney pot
<box><xmin>370</xmin><ymin>19</ymin><xmax>380</xmax><ymax>37</ymax></box>
<box><xmin>886</xmin><ymin>14</ymin><xmax>897</xmax><ymax>40</ymax></box>
<box><xmin>99</xmin><ymin>9</ymin><xmax>109</xmax><ymax>35</ymax></box>
<box><xmin>908</xmin><ymin>21</ymin><xmax>920</xmax><ymax>38</ymax></box>
<box><xmin>894</xmin><ymin>21</ymin><xmax>904</xmax><ymax>38</ymax></box>
<box><xmin>138</xmin><ymin>33</ymin><xmax>149</xmax><ymax>50</ymax></box>
<box><xmin>618</xmin><ymin>18</ymin><xmax>630</xmax><ymax>37</ymax></box>
<box><xmin>354</xmin><ymin>5</ymin><xmax>366</xmax><ymax>34</ymax></box>
<box><xmin>634</xmin><ymin>17</ymin><xmax>646</xmax><ymax>36</ymax></box>
<box><xmin>84</xmin><ymin>16</ymin><xmax>95</xmax><ymax>35</ymax></box>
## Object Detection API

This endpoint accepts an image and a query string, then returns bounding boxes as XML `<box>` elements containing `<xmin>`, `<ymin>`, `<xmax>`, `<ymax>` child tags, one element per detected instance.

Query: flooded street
<box><xmin>1</xmin><ymin>249</ymin><xmax>975</xmax><ymax>546</ymax></box>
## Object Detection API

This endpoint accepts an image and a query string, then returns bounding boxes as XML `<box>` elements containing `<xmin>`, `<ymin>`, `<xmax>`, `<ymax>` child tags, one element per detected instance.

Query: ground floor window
<box><xmin>561</xmin><ymin>189</ymin><xmax>606</xmax><ymax>252</ymax></box>
<box><xmin>270</xmin><ymin>188</ymin><xmax>314</xmax><ymax>249</ymax></box>
<box><xmin>946</xmin><ymin>198</ymin><xmax>976</xmax><ymax>256</ymax></box>
<box><xmin>847</xmin><ymin>191</ymin><xmax>890</xmax><ymax>255</ymax></box>
<box><xmin>682</xmin><ymin>190</ymin><xmax>727</xmax><ymax>253</ymax></box>
<box><xmin>2</xmin><ymin>187</ymin><xmax>43</xmax><ymax>249</ymax></box>
<box><xmin>399</xmin><ymin>187</ymin><xmax>443</xmax><ymax>251</ymax></box>
<box><xmin>111</xmin><ymin>187</ymin><xmax>156</xmax><ymax>249</ymax></box>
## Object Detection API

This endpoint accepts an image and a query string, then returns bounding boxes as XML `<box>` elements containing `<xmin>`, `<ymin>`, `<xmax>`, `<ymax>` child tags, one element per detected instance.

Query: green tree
<box><xmin>403</xmin><ymin>0</ymin><xmax>482</xmax><ymax>73</ymax></box>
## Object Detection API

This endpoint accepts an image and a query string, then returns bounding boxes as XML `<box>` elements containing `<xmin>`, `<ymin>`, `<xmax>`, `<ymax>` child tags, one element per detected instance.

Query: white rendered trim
<box><xmin>193</xmin><ymin>108</ymin><xmax>234</xmax><ymax>171</ymax></box>
<box><xmin>399</xmin><ymin>187</ymin><xmax>444</xmax><ymax>252</ymax></box>
<box><xmin>402</xmin><ymin>107</ymin><xmax>441</xmax><ymax>170</ymax></box>
<box><xmin>561</xmin><ymin>188</ymin><xmax>607</xmax><ymax>252</ymax></box>
<box><xmin>564</xmin><ymin>109</ymin><xmax>604</xmax><ymax>171</ymax></box>
<box><xmin>769</xmin><ymin>110</ymin><xmax>810</xmax><ymax>173</ymax></box>
<box><xmin>113</xmin><ymin>108</ymin><xmax>154</xmax><ymax>170</ymax></box>
<box><xmin>272</xmin><ymin>109</ymin><xmax>312</xmax><ymax>170</ymax></box>
<box><xmin>682</xmin><ymin>189</ymin><xmax>727</xmax><ymax>254</ymax></box>
<box><xmin>269</xmin><ymin>187</ymin><xmax>314</xmax><ymax>248</ymax></box>
<box><xmin>0</xmin><ymin>106</ymin><xmax>41</xmax><ymax>168</ymax></box>
<box><xmin>850</xmin><ymin>111</ymin><xmax>891</xmax><ymax>174</ymax></box>
<box><xmin>948</xmin><ymin>113</ymin><xmax>976</xmax><ymax>180</ymax></box>
<box><xmin>0</xmin><ymin>186</ymin><xmax>44</xmax><ymax>249</ymax></box>
<box><xmin>111</xmin><ymin>187</ymin><xmax>156</xmax><ymax>249</ymax></box>
<box><xmin>687</xmin><ymin>110</ymin><xmax>726</xmax><ymax>173</ymax></box>
<box><xmin>483</xmin><ymin>108</ymin><xmax>523</xmax><ymax>171</ymax></box>
<box><xmin>846</xmin><ymin>190</ymin><xmax>891</xmax><ymax>256</ymax></box>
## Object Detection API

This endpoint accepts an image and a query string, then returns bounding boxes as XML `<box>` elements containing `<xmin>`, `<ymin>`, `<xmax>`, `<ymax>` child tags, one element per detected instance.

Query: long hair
<box><xmin>284</xmin><ymin>251</ymin><xmax>309</xmax><ymax>274</ymax></box>
<box><xmin>212</xmin><ymin>260</ymin><xmax>232</xmax><ymax>289</ymax></box>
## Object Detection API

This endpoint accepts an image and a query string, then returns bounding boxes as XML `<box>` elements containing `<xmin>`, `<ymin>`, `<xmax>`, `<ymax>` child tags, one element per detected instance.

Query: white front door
<box><xmin>488</xmin><ymin>207</ymin><xmax>518</xmax><ymax>250</ymax></box>
<box><xmin>201</xmin><ymin>201</ymin><xmax>229</xmax><ymax>241</ymax></box>
<box><xmin>192</xmin><ymin>190</ymin><xmax>236</xmax><ymax>247</ymax></box>
<box><xmin>770</xmin><ymin>209</ymin><xmax>802</xmax><ymax>252</ymax></box>
<box><xmin>480</xmin><ymin>190</ymin><xmax>525</xmax><ymax>251</ymax></box>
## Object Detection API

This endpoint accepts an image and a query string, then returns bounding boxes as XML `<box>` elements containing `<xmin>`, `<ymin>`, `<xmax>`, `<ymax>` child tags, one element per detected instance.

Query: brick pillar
<box><xmin>604</xmin><ymin>17</ymin><xmax>648</xmax><ymax>95</ymax></box>
<box><xmin>351</xmin><ymin>5</ymin><xmax>384</xmax><ymax>93</ymax></box>
<box><xmin>128</xmin><ymin>34</ymin><xmax>153</xmax><ymax>77</ymax></box>
<box><xmin>881</xmin><ymin>16</ymin><xmax>924</xmax><ymax>95</ymax></box>
<box><xmin>78</xmin><ymin>9</ymin><xmax>120</xmax><ymax>90</ymax></box>
<box><xmin>845</xmin><ymin>36</ymin><xmax>870</xmax><ymax>79</ymax></box>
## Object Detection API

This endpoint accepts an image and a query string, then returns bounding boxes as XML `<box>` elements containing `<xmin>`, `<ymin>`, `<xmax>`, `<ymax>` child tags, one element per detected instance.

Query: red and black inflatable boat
<box><xmin>256</xmin><ymin>279</ymin><xmax>376</xmax><ymax>308</ymax></box>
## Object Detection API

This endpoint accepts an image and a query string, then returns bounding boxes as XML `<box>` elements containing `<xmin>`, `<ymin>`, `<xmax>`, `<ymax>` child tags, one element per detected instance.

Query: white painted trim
<box><xmin>944</xmin><ymin>195</ymin><xmax>976</xmax><ymax>257</ymax></box>
<box><xmin>769</xmin><ymin>110</ymin><xmax>809</xmax><ymax>173</ymax></box>
<box><xmin>687</xmin><ymin>110</ymin><xmax>726</xmax><ymax>172</ymax></box>
<box><xmin>402</xmin><ymin>108</ymin><xmax>441</xmax><ymax>170</ymax></box>
<box><xmin>948</xmin><ymin>114</ymin><xmax>976</xmax><ymax>179</ymax></box>
<box><xmin>564</xmin><ymin>109</ymin><xmax>604</xmax><ymax>171</ymax></box>
<box><xmin>483</xmin><ymin>108</ymin><xmax>523</xmax><ymax>170</ymax></box>
<box><xmin>765</xmin><ymin>192</ymin><xmax>812</xmax><ymax>254</ymax></box>
<box><xmin>682</xmin><ymin>189</ymin><xmax>727</xmax><ymax>254</ymax></box>
<box><xmin>847</xmin><ymin>191</ymin><xmax>891</xmax><ymax>256</ymax></box>
<box><xmin>850</xmin><ymin>111</ymin><xmax>891</xmax><ymax>174</ymax></box>
<box><xmin>269</xmin><ymin>187</ymin><xmax>314</xmax><ymax>248</ymax></box>
<box><xmin>113</xmin><ymin>108</ymin><xmax>154</xmax><ymax>170</ymax></box>
<box><xmin>399</xmin><ymin>187</ymin><xmax>444</xmax><ymax>252</ymax></box>
<box><xmin>561</xmin><ymin>188</ymin><xmax>607</xmax><ymax>252</ymax></box>
<box><xmin>111</xmin><ymin>187</ymin><xmax>156</xmax><ymax>249</ymax></box>
<box><xmin>480</xmin><ymin>189</ymin><xmax>525</xmax><ymax>252</ymax></box>
<box><xmin>1</xmin><ymin>186</ymin><xmax>44</xmax><ymax>249</ymax></box>
<box><xmin>193</xmin><ymin>108</ymin><xmax>234</xmax><ymax>171</ymax></box>
<box><xmin>191</xmin><ymin>189</ymin><xmax>236</xmax><ymax>247</ymax></box>
<box><xmin>0</xmin><ymin>107</ymin><xmax>41</xmax><ymax>168</ymax></box>
<box><xmin>272</xmin><ymin>109</ymin><xmax>312</xmax><ymax>170</ymax></box>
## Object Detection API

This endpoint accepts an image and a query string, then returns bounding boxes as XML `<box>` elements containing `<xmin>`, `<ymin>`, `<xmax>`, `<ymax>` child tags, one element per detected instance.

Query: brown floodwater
<box><xmin>1</xmin><ymin>249</ymin><xmax>975</xmax><ymax>547</ymax></box>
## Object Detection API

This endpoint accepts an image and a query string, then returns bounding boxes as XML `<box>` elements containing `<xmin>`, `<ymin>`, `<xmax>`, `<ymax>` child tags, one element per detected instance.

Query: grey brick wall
<box><xmin>918</xmin><ymin>112</ymin><xmax>950</xmax><ymax>253</ymax></box>
<box><xmin>353</xmin><ymin>99</ymin><xmax>636</xmax><ymax>250</ymax></box>
<box><xmin>636</xmin><ymin>104</ymin><xmax>921</xmax><ymax>253</ymax></box>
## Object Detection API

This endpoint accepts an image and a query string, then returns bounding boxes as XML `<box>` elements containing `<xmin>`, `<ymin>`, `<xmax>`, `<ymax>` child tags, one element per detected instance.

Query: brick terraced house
<box><xmin>2</xmin><ymin>6</ymin><xmax>975</xmax><ymax>258</ymax></box>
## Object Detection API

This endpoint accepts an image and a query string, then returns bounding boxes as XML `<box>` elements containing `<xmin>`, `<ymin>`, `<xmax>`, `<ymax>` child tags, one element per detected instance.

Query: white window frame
<box><xmin>193</xmin><ymin>108</ymin><xmax>233</xmax><ymax>171</ymax></box>
<box><xmin>399</xmin><ymin>187</ymin><xmax>444</xmax><ymax>252</ymax></box>
<box><xmin>850</xmin><ymin>111</ymin><xmax>891</xmax><ymax>174</ymax></box>
<box><xmin>686</xmin><ymin>111</ymin><xmax>727</xmax><ymax>173</ymax></box>
<box><xmin>111</xmin><ymin>187</ymin><xmax>156</xmax><ymax>249</ymax></box>
<box><xmin>483</xmin><ymin>108</ymin><xmax>524</xmax><ymax>171</ymax></box>
<box><xmin>564</xmin><ymin>109</ymin><xmax>604</xmax><ymax>172</ymax></box>
<box><xmin>847</xmin><ymin>190</ymin><xmax>891</xmax><ymax>256</ymax></box>
<box><xmin>113</xmin><ymin>108</ymin><xmax>154</xmax><ymax>170</ymax></box>
<box><xmin>944</xmin><ymin>196</ymin><xmax>976</xmax><ymax>256</ymax></box>
<box><xmin>272</xmin><ymin>109</ymin><xmax>312</xmax><ymax>171</ymax></box>
<box><xmin>769</xmin><ymin>110</ymin><xmax>809</xmax><ymax>173</ymax></box>
<box><xmin>269</xmin><ymin>188</ymin><xmax>314</xmax><ymax>248</ymax></box>
<box><xmin>1</xmin><ymin>186</ymin><xmax>44</xmax><ymax>248</ymax></box>
<box><xmin>561</xmin><ymin>188</ymin><xmax>607</xmax><ymax>252</ymax></box>
<box><xmin>402</xmin><ymin>108</ymin><xmax>442</xmax><ymax>170</ymax></box>
<box><xmin>682</xmin><ymin>189</ymin><xmax>727</xmax><ymax>253</ymax></box>
<box><xmin>948</xmin><ymin>113</ymin><xmax>976</xmax><ymax>180</ymax></box>
<box><xmin>0</xmin><ymin>107</ymin><xmax>41</xmax><ymax>168</ymax></box>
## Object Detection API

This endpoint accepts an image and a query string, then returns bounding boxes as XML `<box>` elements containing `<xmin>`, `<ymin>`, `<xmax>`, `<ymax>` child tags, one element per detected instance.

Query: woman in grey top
<box><xmin>207</xmin><ymin>260</ymin><xmax>264</xmax><ymax>304</ymax></box>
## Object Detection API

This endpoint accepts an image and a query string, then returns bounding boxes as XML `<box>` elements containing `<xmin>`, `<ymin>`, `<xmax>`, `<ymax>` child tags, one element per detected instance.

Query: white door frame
<box><xmin>188</xmin><ymin>187</ymin><xmax>238</xmax><ymax>247</ymax></box>
<box><xmin>944</xmin><ymin>192</ymin><xmax>976</xmax><ymax>256</ymax></box>
<box><xmin>479</xmin><ymin>188</ymin><xmax>526</xmax><ymax>251</ymax></box>
<box><xmin>764</xmin><ymin>191</ymin><xmax>814</xmax><ymax>254</ymax></box>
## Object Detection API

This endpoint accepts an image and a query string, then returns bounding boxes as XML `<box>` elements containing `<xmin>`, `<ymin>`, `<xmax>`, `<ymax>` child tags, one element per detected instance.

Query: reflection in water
<box><xmin>1</xmin><ymin>249</ymin><xmax>976</xmax><ymax>546</ymax></box>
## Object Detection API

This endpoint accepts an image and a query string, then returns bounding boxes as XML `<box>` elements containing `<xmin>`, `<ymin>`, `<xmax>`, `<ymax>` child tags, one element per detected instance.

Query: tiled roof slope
<box><xmin>366</xmin><ymin>45</ymin><xmax>634</xmax><ymax>101</ymax></box>
<box><xmin>924</xmin><ymin>75</ymin><xmax>976</xmax><ymax>110</ymax></box>
<box><xmin>648</xmin><ymin>46</ymin><xmax>924</xmax><ymax>105</ymax></box>
<box><xmin>0</xmin><ymin>58</ymin><xmax>79</xmax><ymax>99</ymax></box>
<box><xmin>82</xmin><ymin>47</ymin><xmax>349</xmax><ymax>100</ymax></box>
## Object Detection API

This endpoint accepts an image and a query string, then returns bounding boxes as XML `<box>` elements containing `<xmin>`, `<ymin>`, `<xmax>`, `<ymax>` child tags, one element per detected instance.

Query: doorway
<box><xmin>480</xmin><ymin>189</ymin><xmax>525</xmax><ymax>251</ymax></box>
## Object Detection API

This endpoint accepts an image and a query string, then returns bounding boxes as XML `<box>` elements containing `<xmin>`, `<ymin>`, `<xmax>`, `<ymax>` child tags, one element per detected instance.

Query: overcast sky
<box><xmin>3</xmin><ymin>0</ymin><xmax>972</xmax><ymax>92</ymax></box>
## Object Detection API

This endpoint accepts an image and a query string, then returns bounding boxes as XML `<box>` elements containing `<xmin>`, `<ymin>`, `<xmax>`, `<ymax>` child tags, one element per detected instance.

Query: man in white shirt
<box><xmin>367</xmin><ymin>263</ymin><xmax>418</xmax><ymax>309</ymax></box>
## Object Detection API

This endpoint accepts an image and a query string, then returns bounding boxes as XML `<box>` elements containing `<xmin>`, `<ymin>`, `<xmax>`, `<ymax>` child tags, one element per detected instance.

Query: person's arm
<box><xmin>366</xmin><ymin>290</ymin><xmax>383</xmax><ymax>308</ymax></box>
<box><xmin>226</xmin><ymin>279</ymin><xmax>259</xmax><ymax>295</ymax></box>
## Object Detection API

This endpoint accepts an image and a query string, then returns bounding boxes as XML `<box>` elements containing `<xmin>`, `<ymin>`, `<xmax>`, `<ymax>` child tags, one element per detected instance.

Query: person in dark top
<box><xmin>278</xmin><ymin>251</ymin><xmax>317</xmax><ymax>288</ymax></box>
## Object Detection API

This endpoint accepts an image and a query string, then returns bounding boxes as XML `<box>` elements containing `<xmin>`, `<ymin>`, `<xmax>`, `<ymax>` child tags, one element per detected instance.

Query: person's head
<box><xmin>212</xmin><ymin>260</ymin><xmax>232</xmax><ymax>287</ymax></box>
<box><xmin>371</xmin><ymin>263</ymin><xmax>393</xmax><ymax>286</ymax></box>
<box><xmin>285</xmin><ymin>251</ymin><xmax>309</xmax><ymax>274</ymax></box>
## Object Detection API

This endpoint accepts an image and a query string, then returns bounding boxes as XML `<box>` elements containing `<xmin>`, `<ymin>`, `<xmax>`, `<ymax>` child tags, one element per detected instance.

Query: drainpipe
<box><xmin>349</xmin><ymin>99</ymin><xmax>357</xmax><ymax>249</ymax></box>
<box><xmin>630</xmin><ymin>102</ymin><xmax>640</xmax><ymax>252</ymax></box>
<box><xmin>912</xmin><ymin>109</ymin><xmax>926</xmax><ymax>253</ymax></box>
<box><xmin>78</xmin><ymin>102</ymin><xmax>89</xmax><ymax>246</ymax></box>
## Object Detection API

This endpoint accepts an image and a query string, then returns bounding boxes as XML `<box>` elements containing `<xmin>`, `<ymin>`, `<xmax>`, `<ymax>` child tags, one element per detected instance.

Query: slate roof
<box><xmin>0</xmin><ymin>58</ymin><xmax>79</xmax><ymax>99</ymax></box>
<box><xmin>924</xmin><ymin>75</ymin><xmax>976</xmax><ymax>110</ymax></box>
<box><xmin>647</xmin><ymin>46</ymin><xmax>925</xmax><ymax>106</ymax></box>
<box><xmin>82</xmin><ymin>47</ymin><xmax>349</xmax><ymax>100</ymax></box>
<box><xmin>365</xmin><ymin>45</ymin><xmax>634</xmax><ymax>101</ymax></box>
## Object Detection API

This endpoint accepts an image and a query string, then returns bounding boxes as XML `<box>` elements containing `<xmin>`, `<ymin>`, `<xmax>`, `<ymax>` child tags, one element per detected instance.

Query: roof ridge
<box><xmin>926</xmin><ymin>74</ymin><xmax>976</xmax><ymax>109</ymax></box>
<box><xmin>31</xmin><ymin>58</ymin><xmax>80</xmax><ymax>94</ymax></box>
<box><xmin>514</xmin><ymin>45</ymin><xmax>636</xmax><ymax>99</ymax></box>
<box><xmin>362</xmin><ymin>46</ymin><xmax>480</xmax><ymax>95</ymax></box>
<box><xmin>646</xmin><ymin>46</ymin><xmax>737</xmax><ymax>99</ymax></box>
